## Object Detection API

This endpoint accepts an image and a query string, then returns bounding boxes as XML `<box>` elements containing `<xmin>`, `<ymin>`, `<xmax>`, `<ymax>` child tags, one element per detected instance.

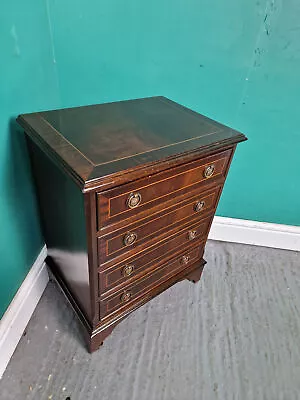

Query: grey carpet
<box><xmin>1</xmin><ymin>241</ymin><xmax>300</xmax><ymax>400</ymax></box>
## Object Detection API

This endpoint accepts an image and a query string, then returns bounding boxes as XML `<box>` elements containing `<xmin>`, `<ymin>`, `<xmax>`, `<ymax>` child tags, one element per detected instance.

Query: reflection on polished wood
<box><xmin>18</xmin><ymin>96</ymin><xmax>247</xmax><ymax>351</ymax></box>
<box><xmin>47</xmin><ymin>249</ymin><xmax>91</xmax><ymax>319</ymax></box>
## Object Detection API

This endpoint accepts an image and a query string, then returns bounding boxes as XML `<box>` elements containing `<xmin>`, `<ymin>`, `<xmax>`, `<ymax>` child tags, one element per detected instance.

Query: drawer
<box><xmin>99</xmin><ymin>245</ymin><xmax>203</xmax><ymax>319</ymax></box>
<box><xmin>97</xmin><ymin>148</ymin><xmax>232</xmax><ymax>229</ymax></box>
<box><xmin>98</xmin><ymin>212</ymin><xmax>212</xmax><ymax>270</ymax></box>
<box><xmin>98</xmin><ymin>185</ymin><xmax>221</xmax><ymax>264</ymax></box>
<box><xmin>99</xmin><ymin>233</ymin><xmax>207</xmax><ymax>295</ymax></box>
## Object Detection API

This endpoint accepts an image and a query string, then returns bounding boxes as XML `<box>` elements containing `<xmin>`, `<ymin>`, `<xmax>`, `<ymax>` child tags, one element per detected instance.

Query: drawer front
<box><xmin>98</xmin><ymin>212</ymin><xmax>212</xmax><ymax>270</ymax></box>
<box><xmin>98</xmin><ymin>185</ymin><xmax>220</xmax><ymax>264</ymax></box>
<box><xmin>97</xmin><ymin>148</ymin><xmax>232</xmax><ymax>229</ymax></box>
<box><xmin>99</xmin><ymin>245</ymin><xmax>203</xmax><ymax>319</ymax></box>
<box><xmin>99</xmin><ymin>234</ymin><xmax>207</xmax><ymax>295</ymax></box>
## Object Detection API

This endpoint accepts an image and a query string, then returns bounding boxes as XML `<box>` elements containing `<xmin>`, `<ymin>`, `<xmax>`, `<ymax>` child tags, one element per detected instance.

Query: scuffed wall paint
<box><xmin>1</xmin><ymin>0</ymin><xmax>299</xmax><ymax>317</ymax></box>
<box><xmin>47</xmin><ymin>0</ymin><xmax>300</xmax><ymax>225</ymax></box>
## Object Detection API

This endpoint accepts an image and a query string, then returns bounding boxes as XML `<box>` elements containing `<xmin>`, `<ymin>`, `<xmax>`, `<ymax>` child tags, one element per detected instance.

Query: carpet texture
<box><xmin>1</xmin><ymin>240</ymin><xmax>300</xmax><ymax>400</ymax></box>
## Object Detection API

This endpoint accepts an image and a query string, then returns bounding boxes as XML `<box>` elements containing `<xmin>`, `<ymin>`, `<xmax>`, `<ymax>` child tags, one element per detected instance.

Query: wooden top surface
<box><xmin>17</xmin><ymin>96</ymin><xmax>246</xmax><ymax>191</ymax></box>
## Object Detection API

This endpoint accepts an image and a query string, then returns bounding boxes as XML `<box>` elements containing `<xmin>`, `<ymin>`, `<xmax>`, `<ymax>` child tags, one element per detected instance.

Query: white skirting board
<box><xmin>0</xmin><ymin>245</ymin><xmax>48</xmax><ymax>379</ymax></box>
<box><xmin>209</xmin><ymin>216</ymin><xmax>300</xmax><ymax>252</ymax></box>
<box><xmin>0</xmin><ymin>217</ymin><xmax>300</xmax><ymax>379</ymax></box>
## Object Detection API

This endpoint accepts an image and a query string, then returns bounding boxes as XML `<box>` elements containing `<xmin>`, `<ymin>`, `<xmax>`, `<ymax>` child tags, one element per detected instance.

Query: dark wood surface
<box><xmin>98</xmin><ymin>198</ymin><xmax>218</xmax><ymax>264</ymax></box>
<box><xmin>98</xmin><ymin>215</ymin><xmax>212</xmax><ymax>272</ymax></box>
<box><xmin>17</xmin><ymin>97</ymin><xmax>246</xmax><ymax>191</ymax></box>
<box><xmin>99</xmin><ymin>238</ymin><xmax>207</xmax><ymax>296</ymax></box>
<box><xmin>99</xmin><ymin>246</ymin><xmax>203</xmax><ymax>320</ymax></box>
<box><xmin>27</xmin><ymin>139</ymin><xmax>92</xmax><ymax>321</ymax></box>
<box><xmin>18</xmin><ymin>96</ymin><xmax>247</xmax><ymax>351</ymax></box>
<box><xmin>97</xmin><ymin>148</ymin><xmax>231</xmax><ymax>229</ymax></box>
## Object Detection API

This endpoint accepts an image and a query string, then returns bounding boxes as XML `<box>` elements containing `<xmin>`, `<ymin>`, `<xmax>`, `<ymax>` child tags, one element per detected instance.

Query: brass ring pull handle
<box><xmin>188</xmin><ymin>230</ymin><xmax>197</xmax><ymax>241</ymax></box>
<box><xmin>181</xmin><ymin>255</ymin><xmax>190</xmax><ymax>265</ymax></box>
<box><xmin>123</xmin><ymin>232</ymin><xmax>138</xmax><ymax>246</ymax></box>
<box><xmin>127</xmin><ymin>192</ymin><xmax>142</xmax><ymax>208</ymax></box>
<box><xmin>204</xmin><ymin>164</ymin><xmax>215</xmax><ymax>178</ymax></box>
<box><xmin>194</xmin><ymin>200</ymin><xmax>205</xmax><ymax>212</ymax></box>
<box><xmin>122</xmin><ymin>264</ymin><xmax>134</xmax><ymax>277</ymax></box>
<box><xmin>120</xmin><ymin>291</ymin><xmax>132</xmax><ymax>303</ymax></box>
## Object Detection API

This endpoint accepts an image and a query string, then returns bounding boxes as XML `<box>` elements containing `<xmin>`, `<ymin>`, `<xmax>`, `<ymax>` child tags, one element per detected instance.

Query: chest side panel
<box><xmin>27</xmin><ymin>139</ymin><xmax>94</xmax><ymax>324</ymax></box>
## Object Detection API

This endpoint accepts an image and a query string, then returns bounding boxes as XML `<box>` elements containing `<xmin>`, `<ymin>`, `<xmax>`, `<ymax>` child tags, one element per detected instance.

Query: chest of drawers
<box><xmin>17</xmin><ymin>96</ymin><xmax>246</xmax><ymax>351</ymax></box>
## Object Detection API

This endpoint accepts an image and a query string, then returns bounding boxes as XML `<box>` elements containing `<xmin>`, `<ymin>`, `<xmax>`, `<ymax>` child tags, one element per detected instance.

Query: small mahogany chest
<box><xmin>17</xmin><ymin>96</ymin><xmax>246</xmax><ymax>351</ymax></box>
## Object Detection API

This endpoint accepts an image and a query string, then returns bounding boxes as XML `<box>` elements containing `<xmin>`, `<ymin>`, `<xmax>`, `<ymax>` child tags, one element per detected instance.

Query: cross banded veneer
<box><xmin>17</xmin><ymin>96</ymin><xmax>246</xmax><ymax>351</ymax></box>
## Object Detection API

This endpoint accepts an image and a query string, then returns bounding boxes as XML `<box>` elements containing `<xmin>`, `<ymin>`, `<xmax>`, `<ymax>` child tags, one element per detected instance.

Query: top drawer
<box><xmin>97</xmin><ymin>148</ymin><xmax>232</xmax><ymax>230</ymax></box>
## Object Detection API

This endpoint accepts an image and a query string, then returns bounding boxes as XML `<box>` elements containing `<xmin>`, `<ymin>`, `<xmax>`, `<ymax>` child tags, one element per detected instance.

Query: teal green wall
<box><xmin>1</xmin><ymin>0</ymin><xmax>299</xmax><ymax>316</ymax></box>
<box><xmin>48</xmin><ymin>0</ymin><xmax>300</xmax><ymax>225</ymax></box>
<box><xmin>0</xmin><ymin>1</ymin><xmax>60</xmax><ymax>317</ymax></box>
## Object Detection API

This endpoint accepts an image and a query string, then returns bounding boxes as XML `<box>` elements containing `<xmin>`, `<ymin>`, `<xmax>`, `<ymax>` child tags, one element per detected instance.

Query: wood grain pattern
<box><xmin>99</xmin><ymin>246</ymin><xmax>203</xmax><ymax>319</ymax></box>
<box><xmin>18</xmin><ymin>96</ymin><xmax>246</xmax><ymax>351</ymax></box>
<box><xmin>17</xmin><ymin>97</ymin><xmax>246</xmax><ymax>191</ymax></box>
<box><xmin>97</xmin><ymin>149</ymin><xmax>231</xmax><ymax>229</ymax></box>
<box><xmin>98</xmin><ymin>213</ymin><xmax>214</xmax><ymax>267</ymax></box>
<box><xmin>92</xmin><ymin>258</ymin><xmax>207</xmax><ymax>351</ymax></box>
<box><xmin>99</xmin><ymin>187</ymin><xmax>220</xmax><ymax>261</ymax></box>
<box><xmin>99</xmin><ymin>238</ymin><xmax>207</xmax><ymax>296</ymax></box>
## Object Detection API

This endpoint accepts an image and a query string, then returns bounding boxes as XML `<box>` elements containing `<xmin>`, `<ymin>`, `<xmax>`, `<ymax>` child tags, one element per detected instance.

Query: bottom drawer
<box><xmin>99</xmin><ymin>244</ymin><xmax>204</xmax><ymax>320</ymax></box>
